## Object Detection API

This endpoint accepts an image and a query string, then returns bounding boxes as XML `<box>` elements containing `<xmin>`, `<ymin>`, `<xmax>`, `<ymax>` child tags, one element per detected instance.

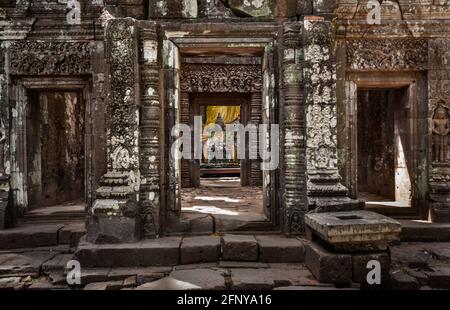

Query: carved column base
<box><xmin>430</xmin><ymin>182</ymin><xmax>450</xmax><ymax>223</ymax></box>
<box><xmin>0</xmin><ymin>175</ymin><xmax>10</xmax><ymax>230</ymax></box>
<box><xmin>87</xmin><ymin>172</ymin><xmax>139</xmax><ymax>244</ymax></box>
<box><xmin>307</xmin><ymin>170</ymin><xmax>361</xmax><ymax>213</ymax></box>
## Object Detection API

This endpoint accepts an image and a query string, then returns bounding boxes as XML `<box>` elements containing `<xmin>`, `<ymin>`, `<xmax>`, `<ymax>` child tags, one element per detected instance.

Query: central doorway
<box><xmin>180</xmin><ymin>93</ymin><xmax>266</xmax><ymax>231</ymax></box>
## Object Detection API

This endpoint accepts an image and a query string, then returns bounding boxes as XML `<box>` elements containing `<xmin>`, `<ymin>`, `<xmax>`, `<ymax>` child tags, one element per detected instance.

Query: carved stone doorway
<box><xmin>26</xmin><ymin>90</ymin><xmax>85</xmax><ymax>209</ymax></box>
<box><xmin>345</xmin><ymin>72</ymin><xmax>428</xmax><ymax>218</ymax></box>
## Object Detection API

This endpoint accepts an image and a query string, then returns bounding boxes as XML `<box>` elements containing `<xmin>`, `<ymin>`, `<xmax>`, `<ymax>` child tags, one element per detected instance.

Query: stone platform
<box><xmin>305</xmin><ymin>210</ymin><xmax>402</xmax><ymax>252</ymax></box>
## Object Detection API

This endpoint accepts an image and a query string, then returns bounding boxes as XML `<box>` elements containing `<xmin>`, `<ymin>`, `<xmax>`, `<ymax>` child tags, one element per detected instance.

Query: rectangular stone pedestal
<box><xmin>305</xmin><ymin>210</ymin><xmax>401</xmax><ymax>252</ymax></box>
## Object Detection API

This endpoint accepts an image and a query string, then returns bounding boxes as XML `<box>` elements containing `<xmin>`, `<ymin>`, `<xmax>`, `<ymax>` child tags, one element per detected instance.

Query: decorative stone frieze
<box><xmin>9</xmin><ymin>41</ymin><xmax>92</xmax><ymax>75</ymax></box>
<box><xmin>180</xmin><ymin>64</ymin><xmax>262</xmax><ymax>93</ymax></box>
<box><xmin>347</xmin><ymin>39</ymin><xmax>428</xmax><ymax>71</ymax></box>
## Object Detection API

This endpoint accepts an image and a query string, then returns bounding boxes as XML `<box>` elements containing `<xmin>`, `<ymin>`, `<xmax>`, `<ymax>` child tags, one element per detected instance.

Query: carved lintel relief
<box><xmin>346</xmin><ymin>39</ymin><xmax>428</xmax><ymax>71</ymax></box>
<box><xmin>9</xmin><ymin>41</ymin><xmax>91</xmax><ymax>75</ymax></box>
<box><xmin>432</xmin><ymin>100</ymin><xmax>450</xmax><ymax>163</ymax></box>
<box><xmin>180</xmin><ymin>64</ymin><xmax>262</xmax><ymax>93</ymax></box>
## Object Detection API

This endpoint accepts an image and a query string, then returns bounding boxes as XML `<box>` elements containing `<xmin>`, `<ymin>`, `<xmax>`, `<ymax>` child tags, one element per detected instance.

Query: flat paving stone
<box><xmin>107</xmin><ymin>267</ymin><xmax>172</xmax><ymax>284</ymax></box>
<box><xmin>0</xmin><ymin>251</ymin><xmax>58</xmax><ymax>277</ymax></box>
<box><xmin>135</xmin><ymin>277</ymin><xmax>201</xmax><ymax>290</ymax></box>
<box><xmin>0</xmin><ymin>277</ymin><xmax>23</xmax><ymax>290</ymax></box>
<box><xmin>426</xmin><ymin>266</ymin><xmax>450</xmax><ymax>289</ymax></box>
<box><xmin>180</xmin><ymin>236</ymin><xmax>220</xmax><ymax>264</ymax></box>
<box><xmin>222</xmin><ymin>235</ymin><xmax>258</xmax><ymax>261</ymax></box>
<box><xmin>256</xmin><ymin>235</ymin><xmax>305</xmax><ymax>263</ymax></box>
<box><xmin>170</xmin><ymin>268</ymin><xmax>226</xmax><ymax>290</ymax></box>
<box><xmin>79</xmin><ymin>268</ymin><xmax>111</xmax><ymax>285</ymax></box>
<box><xmin>42</xmin><ymin>254</ymin><xmax>74</xmax><ymax>273</ymax></box>
<box><xmin>84</xmin><ymin>281</ymin><xmax>123</xmax><ymax>290</ymax></box>
<box><xmin>230</xmin><ymin>266</ymin><xmax>321</xmax><ymax>290</ymax></box>
<box><xmin>390</xmin><ymin>270</ymin><xmax>421</xmax><ymax>290</ymax></box>
<box><xmin>390</xmin><ymin>243</ymin><xmax>435</xmax><ymax>268</ymax></box>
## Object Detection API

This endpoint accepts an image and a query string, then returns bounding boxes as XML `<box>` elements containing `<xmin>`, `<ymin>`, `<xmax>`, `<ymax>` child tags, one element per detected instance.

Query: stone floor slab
<box><xmin>135</xmin><ymin>277</ymin><xmax>201</xmax><ymax>290</ymax></box>
<box><xmin>170</xmin><ymin>268</ymin><xmax>226</xmax><ymax>290</ymax></box>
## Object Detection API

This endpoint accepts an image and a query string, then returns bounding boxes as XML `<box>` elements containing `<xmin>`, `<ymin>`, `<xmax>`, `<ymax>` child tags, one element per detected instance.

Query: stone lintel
<box><xmin>305</xmin><ymin>211</ymin><xmax>401</xmax><ymax>252</ymax></box>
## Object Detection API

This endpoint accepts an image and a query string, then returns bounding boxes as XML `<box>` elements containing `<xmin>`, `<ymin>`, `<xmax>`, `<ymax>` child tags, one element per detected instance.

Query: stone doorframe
<box><xmin>341</xmin><ymin>71</ymin><xmax>429</xmax><ymax>219</ymax></box>
<box><xmin>8</xmin><ymin>76</ymin><xmax>94</xmax><ymax>215</ymax></box>
<box><xmin>159</xmin><ymin>23</ymin><xmax>282</xmax><ymax>233</ymax></box>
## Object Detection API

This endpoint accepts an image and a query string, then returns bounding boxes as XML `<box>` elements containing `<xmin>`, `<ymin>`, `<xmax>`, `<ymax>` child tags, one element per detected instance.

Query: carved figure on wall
<box><xmin>432</xmin><ymin>100</ymin><xmax>450</xmax><ymax>163</ymax></box>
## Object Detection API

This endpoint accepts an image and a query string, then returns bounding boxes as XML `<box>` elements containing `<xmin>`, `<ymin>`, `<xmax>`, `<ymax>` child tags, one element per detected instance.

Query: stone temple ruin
<box><xmin>0</xmin><ymin>0</ymin><xmax>450</xmax><ymax>290</ymax></box>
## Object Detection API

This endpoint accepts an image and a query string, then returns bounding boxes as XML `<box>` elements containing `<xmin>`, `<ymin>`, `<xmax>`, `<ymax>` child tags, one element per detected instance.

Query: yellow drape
<box><xmin>205</xmin><ymin>106</ymin><xmax>240</xmax><ymax>125</ymax></box>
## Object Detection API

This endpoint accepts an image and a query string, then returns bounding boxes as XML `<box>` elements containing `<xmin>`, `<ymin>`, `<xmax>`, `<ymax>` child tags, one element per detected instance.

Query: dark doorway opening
<box><xmin>26</xmin><ymin>91</ymin><xmax>85</xmax><ymax>212</ymax></box>
<box><xmin>357</xmin><ymin>87</ymin><xmax>413</xmax><ymax>210</ymax></box>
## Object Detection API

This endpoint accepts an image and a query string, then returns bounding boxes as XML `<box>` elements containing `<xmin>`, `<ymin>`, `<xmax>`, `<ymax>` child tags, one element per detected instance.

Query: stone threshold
<box><xmin>75</xmin><ymin>234</ymin><xmax>306</xmax><ymax>268</ymax></box>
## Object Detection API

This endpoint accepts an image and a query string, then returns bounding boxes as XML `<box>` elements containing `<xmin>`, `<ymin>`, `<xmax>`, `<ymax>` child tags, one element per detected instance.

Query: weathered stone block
<box><xmin>313</xmin><ymin>0</ymin><xmax>336</xmax><ymax>14</ymax></box>
<box><xmin>227</xmin><ymin>0</ymin><xmax>273</xmax><ymax>17</ymax></box>
<box><xmin>305</xmin><ymin>211</ymin><xmax>401</xmax><ymax>252</ymax></box>
<box><xmin>305</xmin><ymin>242</ymin><xmax>352</xmax><ymax>284</ymax></box>
<box><xmin>139</xmin><ymin>237</ymin><xmax>181</xmax><ymax>266</ymax></box>
<box><xmin>390</xmin><ymin>271</ymin><xmax>421</xmax><ymax>290</ymax></box>
<box><xmin>256</xmin><ymin>235</ymin><xmax>305</xmax><ymax>263</ymax></box>
<box><xmin>148</xmin><ymin>0</ymin><xmax>198</xmax><ymax>19</ymax></box>
<box><xmin>426</xmin><ymin>266</ymin><xmax>450</xmax><ymax>289</ymax></box>
<box><xmin>352</xmin><ymin>252</ymin><xmax>390</xmax><ymax>283</ymax></box>
<box><xmin>86</xmin><ymin>214</ymin><xmax>138</xmax><ymax>244</ymax></box>
<box><xmin>180</xmin><ymin>236</ymin><xmax>221</xmax><ymax>264</ymax></box>
<box><xmin>222</xmin><ymin>235</ymin><xmax>258</xmax><ymax>261</ymax></box>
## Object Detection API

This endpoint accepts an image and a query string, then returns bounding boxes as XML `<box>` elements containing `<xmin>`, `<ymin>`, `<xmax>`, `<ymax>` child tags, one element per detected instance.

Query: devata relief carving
<box><xmin>9</xmin><ymin>41</ymin><xmax>91</xmax><ymax>75</ymax></box>
<box><xmin>181</xmin><ymin>64</ymin><xmax>262</xmax><ymax>93</ymax></box>
<box><xmin>347</xmin><ymin>39</ymin><xmax>428</xmax><ymax>71</ymax></box>
<box><xmin>433</xmin><ymin>100</ymin><xmax>450</xmax><ymax>163</ymax></box>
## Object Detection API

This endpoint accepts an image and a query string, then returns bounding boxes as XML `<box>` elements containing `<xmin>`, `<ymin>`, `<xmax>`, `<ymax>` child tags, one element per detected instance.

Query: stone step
<box><xmin>75</xmin><ymin>234</ymin><xmax>306</xmax><ymax>267</ymax></box>
<box><xmin>399</xmin><ymin>220</ymin><xmax>450</xmax><ymax>242</ymax></box>
<box><xmin>0</xmin><ymin>222</ymin><xmax>86</xmax><ymax>249</ymax></box>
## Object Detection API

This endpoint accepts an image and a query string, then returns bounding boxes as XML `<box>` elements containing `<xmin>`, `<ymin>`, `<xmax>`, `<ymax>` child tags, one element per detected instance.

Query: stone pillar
<box><xmin>282</xmin><ymin>22</ymin><xmax>308</xmax><ymax>234</ymax></box>
<box><xmin>87</xmin><ymin>18</ymin><xmax>141</xmax><ymax>244</ymax></box>
<box><xmin>428</xmin><ymin>38</ymin><xmax>450</xmax><ymax>223</ymax></box>
<box><xmin>137</xmin><ymin>21</ymin><xmax>161</xmax><ymax>237</ymax></box>
<box><xmin>302</xmin><ymin>19</ymin><xmax>359</xmax><ymax>212</ymax></box>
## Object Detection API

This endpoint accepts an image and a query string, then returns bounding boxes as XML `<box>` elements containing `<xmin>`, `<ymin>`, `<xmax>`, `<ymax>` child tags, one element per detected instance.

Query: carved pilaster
<box><xmin>88</xmin><ymin>18</ymin><xmax>140</xmax><ymax>244</ymax></box>
<box><xmin>429</xmin><ymin>39</ymin><xmax>450</xmax><ymax>222</ymax></box>
<box><xmin>303</xmin><ymin>19</ymin><xmax>358</xmax><ymax>212</ymax></box>
<box><xmin>250</xmin><ymin>91</ymin><xmax>263</xmax><ymax>186</ymax></box>
<box><xmin>283</xmin><ymin>22</ymin><xmax>308</xmax><ymax>234</ymax></box>
<box><xmin>138</xmin><ymin>21</ymin><xmax>161</xmax><ymax>238</ymax></box>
